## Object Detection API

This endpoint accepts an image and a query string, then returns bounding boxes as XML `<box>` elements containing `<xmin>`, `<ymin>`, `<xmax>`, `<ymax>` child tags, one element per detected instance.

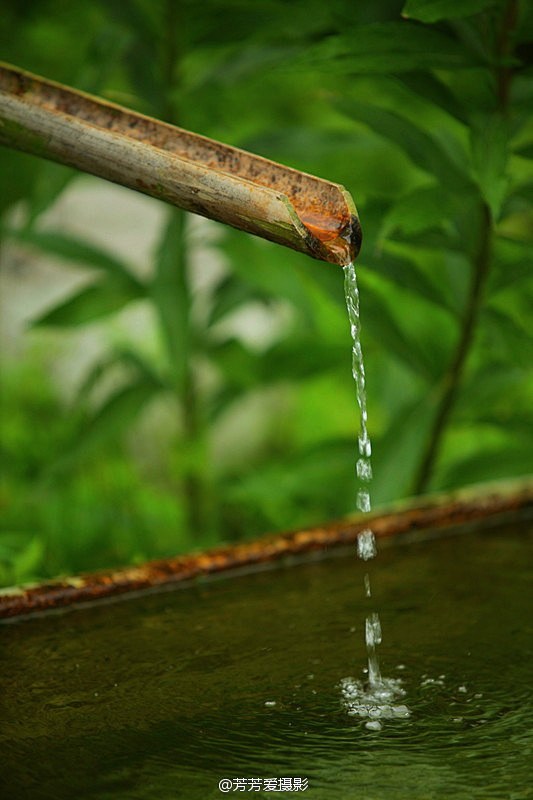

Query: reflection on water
<box><xmin>1</xmin><ymin>523</ymin><xmax>532</xmax><ymax>799</ymax></box>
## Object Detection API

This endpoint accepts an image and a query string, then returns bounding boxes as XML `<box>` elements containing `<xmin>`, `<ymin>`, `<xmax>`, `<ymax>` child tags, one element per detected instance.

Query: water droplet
<box><xmin>357</xmin><ymin>530</ymin><xmax>376</xmax><ymax>560</ymax></box>
<box><xmin>357</xmin><ymin>489</ymin><xmax>371</xmax><ymax>513</ymax></box>
<box><xmin>357</xmin><ymin>458</ymin><xmax>372</xmax><ymax>481</ymax></box>
<box><xmin>366</xmin><ymin>613</ymin><xmax>382</xmax><ymax>646</ymax></box>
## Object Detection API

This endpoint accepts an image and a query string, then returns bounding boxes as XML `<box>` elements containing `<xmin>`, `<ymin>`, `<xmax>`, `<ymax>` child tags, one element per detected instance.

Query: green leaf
<box><xmin>455</xmin><ymin>362</ymin><xmax>529</xmax><ymax>420</ymax></box>
<box><xmin>305</xmin><ymin>22</ymin><xmax>477</xmax><ymax>74</ymax></box>
<box><xmin>438</xmin><ymin>441</ymin><xmax>533</xmax><ymax>489</ymax></box>
<box><xmin>333</xmin><ymin>100</ymin><xmax>473</xmax><ymax>192</ymax></box>
<box><xmin>497</xmin><ymin>186</ymin><xmax>533</xmax><ymax>242</ymax></box>
<box><xmin>25</xmin><ymin>163</ymin><xmax>77</xmax><ymax>226</ymax></box>
<box><xmin>514</xmin><ymin>142</ymin><xmax>533</xmax><ymax>159</ymax></box>
<box><xmin>261</xmin><ymin>339</ymin><xmax>347</xmax><ymax>383</ymax></box>
<box><xmin>0</xmin><ymin>148</ymin><xmax>38</xmax><ymax>217</ymax></box>
<box><xmin>207</xmin><ymin>275</ymin><xmax>271</xmax><ymax>327</ymax></box>
<box><xmin>357</xmin><ymin>272</ymin><xmax>438</xmax><ymax>380</ymax></box>
<box><xmin>86</xmin><ymin>384</ymin><xmax>156</xmax><ymax>449</ymax></box>
<box><xmin>402</xmin><ymin>0</ymin><xmax>498</xmax><ymax>24</ymax></box>
<box><xmin>3</xmin><ymin>228</ymin><xmax>142</xmax><ymax>287</ymax></box>
<box><xmin>220</xmin><ymin>229</ymin><xmax>317</xmax><ymax>326</ymax></box>
<box><xmin>210</xmin><ymin>339</ymin><xmax>258</xmax><ymax>391</ymax></box>
<box><xmin>368</xmin><ymin>249</ymin><xmax>457</xmax><ymax>315</ymax></box>
<box><xmin>371</xmin><ymin>393</ymin><xmax>438</xmax><ymax>503</ymax></box>
<box><xmin>152</xmin><ymin>209</ymin><xmax>191</xmax><ymax>377</ymax></box>
<box><xmin>0</xmin><ymin>533</ymin><xmax>44</xmax><ymax>585</ymax></box>
<box><xmin>211</xmin><ymin>336</ymin><xmax>348</xmax><ymax>392</ymax></box>
<box><xmin>75</xmin><ymin>349</ymin><xmax>166</xmax><ymax>403</ymax></box>
<box><xmin>381</xmin><ymin>185</ymin><xmax>454</xmax><ymax>238</ymax></box>
<box><xmin>489</xmin><ymin>238</ymin><xmax>533</xmax><ymax>293</ymax></box>
<box><xmin>32</xmin><ymin>277</ymin><xmax>143</xmax><ymax>327</ymax></box>
<box><xmin>481</xmin><ymin>306</ymin><xmax>533</xmax><ymax>367</ymax></box>
<box><xmin>470</xmin><ymin>113</ymin><xmax>510</xmax><ymax>219</ymax></box>
<box><xmin>394</xmin><ymin>72</ymin><xmax>468</xmax><ymax>124</ymax></box>
<box><xmin>63</xmin><ymin>379</ymin><xmax>161</xmax><ymax>464</ymax></box>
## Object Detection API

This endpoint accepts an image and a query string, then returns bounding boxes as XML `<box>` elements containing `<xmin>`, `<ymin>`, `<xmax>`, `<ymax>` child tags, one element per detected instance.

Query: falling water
<box><xmin>343</xmin><ymin>261</ymin><xmax>380</xmax><ymax>682</ymax></box>
<box><xmin>341</xmin><ymin>261</ymin><xmax>408</xmax><ymax>728</ymax></box>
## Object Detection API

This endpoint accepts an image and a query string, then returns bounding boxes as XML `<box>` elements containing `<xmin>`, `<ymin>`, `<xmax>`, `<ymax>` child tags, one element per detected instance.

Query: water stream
<box><xmin>341</xmin><ymin>261</ymin><xmax>408</xmax><ymax>728</ymax></box>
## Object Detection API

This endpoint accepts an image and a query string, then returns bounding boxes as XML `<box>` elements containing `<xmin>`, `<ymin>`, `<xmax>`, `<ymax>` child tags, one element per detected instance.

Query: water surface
<box><xmin>2</xmin><ymin>521</ymin><xmax>532</xmax><ymax>799</ymax></box>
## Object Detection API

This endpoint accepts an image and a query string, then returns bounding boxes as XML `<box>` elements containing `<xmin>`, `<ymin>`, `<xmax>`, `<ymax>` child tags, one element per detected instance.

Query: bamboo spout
<box><xmin>0</xmin><ymin>63</ymin><xmax>361</xmax><ymax>265</ymax></box>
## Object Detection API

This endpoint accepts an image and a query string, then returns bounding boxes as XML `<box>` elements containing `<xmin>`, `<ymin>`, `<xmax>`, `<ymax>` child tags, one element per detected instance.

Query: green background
<box><xmin>1</xmin><ymin>0</ymin><xmax>532</xmax><ymax>586</ymax></box>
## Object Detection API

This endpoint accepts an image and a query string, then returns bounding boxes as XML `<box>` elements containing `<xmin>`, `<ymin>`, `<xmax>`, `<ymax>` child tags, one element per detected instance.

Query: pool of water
<box><xmin>2</xmin><ymin>520</ymin><xmax>532</xmax><ymax>799</ymax></box>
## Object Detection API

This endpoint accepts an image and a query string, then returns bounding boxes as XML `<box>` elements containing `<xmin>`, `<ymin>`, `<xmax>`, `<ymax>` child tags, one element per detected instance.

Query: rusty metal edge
<box><xmin>1</xmin><ymin>478</ymin><xmax>532</xmax><ymax>621</ymax></box>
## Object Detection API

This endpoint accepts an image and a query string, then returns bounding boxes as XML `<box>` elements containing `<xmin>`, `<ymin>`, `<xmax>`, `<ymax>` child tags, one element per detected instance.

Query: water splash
<box><xmin>340</xmin><ymin>676</ymin><xmax>410</xmax><ymax>731</ymax></box>
<box><xmin>341</xmin><ymin>261</ymin><xmax>408</xmax><ymax>725</ymax></box>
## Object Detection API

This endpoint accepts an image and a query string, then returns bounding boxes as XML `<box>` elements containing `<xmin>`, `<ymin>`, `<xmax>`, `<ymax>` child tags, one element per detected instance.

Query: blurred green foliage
<box><xmin>1</xmin><ymin>0</ymin><xmax>532</xmax><ymax>586</ymax></box>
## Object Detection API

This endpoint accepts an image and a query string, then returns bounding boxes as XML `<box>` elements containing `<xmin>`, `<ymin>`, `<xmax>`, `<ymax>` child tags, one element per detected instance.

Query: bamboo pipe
<box><xmin>0</xmin><ymin>63</ymin><xmax>361</xmax><ymax>266</ymax></box>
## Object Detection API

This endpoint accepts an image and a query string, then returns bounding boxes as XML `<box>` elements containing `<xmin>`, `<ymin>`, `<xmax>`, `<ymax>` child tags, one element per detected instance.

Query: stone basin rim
<box><xmin>1</xmin><ymin>477</ymin><xmax>532</xmax><ymax>622</ymax></box>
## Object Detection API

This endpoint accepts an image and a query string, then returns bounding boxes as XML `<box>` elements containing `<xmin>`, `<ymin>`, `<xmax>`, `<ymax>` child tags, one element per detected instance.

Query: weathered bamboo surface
<box><xmin>0</xmin><ymin>62</ymin><xmax>361</xmax><ymax>265</ymax></box>
<box><xmin>1</xmin><ymin>479</ymin><xmax>531</xmax><ymax>620</ymax></box>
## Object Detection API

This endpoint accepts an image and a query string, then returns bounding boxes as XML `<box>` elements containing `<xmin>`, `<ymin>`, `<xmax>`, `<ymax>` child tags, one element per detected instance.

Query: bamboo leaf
<box><xmin>74</xmin><ymin>379</ymin><xmax>161</xmax><ymax>456</ymax></box>
<box><xmin>152</xmin><ymin>209</ymin><xmax>191</xmax><ymax>378</ymax></box>
<box><xmin>210</xmin><ymin>339</ymin><xmax>258</xmax><ymax>390</ymax></box>
<box><xmin>207</xmin><ymin>275</ymin><xmax>271</xmax><ymax>327</ymax></box>
<box><xmin>211</xmin><ymin>336</ymin><xmax>348</xmax><ymax>391</ymax></box>
<box><xmin>0</xmin><ymin>149</ymin><xmax>38</xmax><ymax>217</ymax></box>
<box><xmin>31</xmin><ymin>277</ymin><xmax>143</xmax><ymax>327</ymax></box>
<box><xmin>75</xmin><ymin>350</ymin><xmax>166</xmax><ymax>404</ymax></box>
<box><xmin>25</xmin><ymin>163</ymin><xmax>77</xmax><ymax>225</ymax></box>
<box><xmin>3</xmin><ymin>228</ymin><xmax>143</xmax><ymax>287</ymax></box>
<box><xmin>402</xmin><ymin>0</ymin><xmax>499</xmax><ymax>24</ymax></box>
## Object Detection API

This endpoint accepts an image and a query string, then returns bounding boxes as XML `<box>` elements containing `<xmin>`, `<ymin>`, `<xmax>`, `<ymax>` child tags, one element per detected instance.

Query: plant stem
<box><xmin>496</xmin><ymin>0</ymin><xmax>517</xmax><ymax>110</ymax></box>
<box><xmin>413</xmin><ymin>204</ymin><xmax>492</xmax><ymax>495</ymax></box>
<box><xmin>413</xmin><ymin>0</ymin><xmax>518</xmax><ymax>495</ymax></box>
<box><xmin>162</xmin><ymin>0</ymin><xmax>180</xmax><ymax>124</ymax></box>
<box><xmin>159</xmin><ymin>1</ymin><xmax>205</xmax><ymax>537</ymax></box>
